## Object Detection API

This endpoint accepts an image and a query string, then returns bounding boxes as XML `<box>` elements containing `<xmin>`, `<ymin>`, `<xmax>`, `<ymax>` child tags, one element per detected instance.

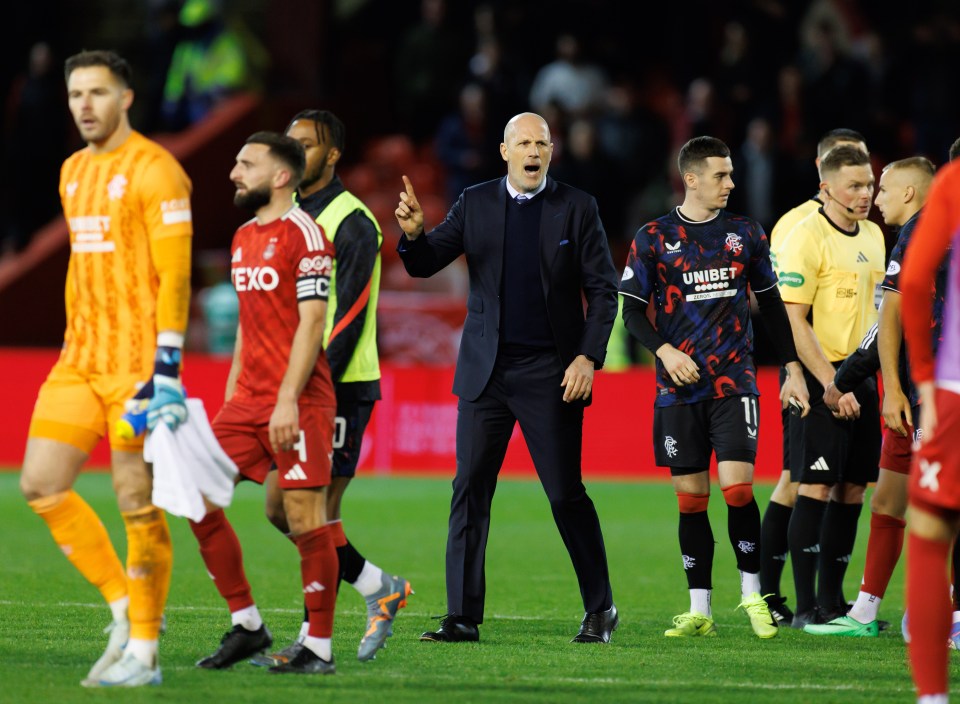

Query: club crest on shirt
<box><xmin>107</xmin><ymin>174</ymin><xmax>127</xmax><ymax>201</ymax></box>
<box><xmin>724</xmin><ymin>232</ymin><xmax>743</xmax><ymax>254</ymax></box>
<box><xmin>66</xmin><ymin>181</ymin><xmax>78</xmax><ymax>198</ymax></box>
<box><xmin>263</xmin><ymin>238</ymin><xmax>277</xmax><ymax>260</ymax></box>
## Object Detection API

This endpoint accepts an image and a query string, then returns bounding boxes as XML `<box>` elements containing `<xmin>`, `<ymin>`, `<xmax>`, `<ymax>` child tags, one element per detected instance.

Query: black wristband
<box><xmin>154</xmin><ymin>346</ymin><xmax>181</xmax><ymax>379</ymax></box>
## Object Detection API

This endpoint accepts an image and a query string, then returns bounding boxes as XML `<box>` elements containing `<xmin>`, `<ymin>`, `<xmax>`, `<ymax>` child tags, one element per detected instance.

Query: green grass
<box><xmin>0</xmin><ymin>472</ymin><xmax>928</xmax><ymax>702</ymax></box>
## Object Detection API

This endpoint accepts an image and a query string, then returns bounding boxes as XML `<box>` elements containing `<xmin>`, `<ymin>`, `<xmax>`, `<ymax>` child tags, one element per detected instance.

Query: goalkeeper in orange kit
<box><xmin>19</xmin><ymin>50</ymin><xmax>192</xmax><ymax>688</ymax></box>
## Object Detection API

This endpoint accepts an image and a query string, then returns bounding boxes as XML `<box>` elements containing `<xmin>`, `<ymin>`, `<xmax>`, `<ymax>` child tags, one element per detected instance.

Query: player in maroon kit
<box><xmin>188</xmin><ymin>131</ymin><xmax>339</xmax><ymax>675</ymax></box>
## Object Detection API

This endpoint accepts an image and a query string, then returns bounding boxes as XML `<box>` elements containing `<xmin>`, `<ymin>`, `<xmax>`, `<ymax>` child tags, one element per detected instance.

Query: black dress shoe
<box><xmin>420</xmin><ymin>614</ymin><xmax>479</xmax><ymax>642</ymax></box>
<box><xmin>572</xmin><ymin>604</ymin><xmax>618</xmax><ymax>643</ymax></box>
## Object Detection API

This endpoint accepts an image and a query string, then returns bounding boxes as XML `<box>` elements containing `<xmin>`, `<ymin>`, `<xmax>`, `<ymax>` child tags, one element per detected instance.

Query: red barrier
<box><xmin>1</xmin><ymin>349</ymin><xmax>786</xmax><ymax>479</ymax></box>
<box><xmin>1</xmin><ymin>349</ymin><xmax>233</xmax><ymax>468</ymax></box>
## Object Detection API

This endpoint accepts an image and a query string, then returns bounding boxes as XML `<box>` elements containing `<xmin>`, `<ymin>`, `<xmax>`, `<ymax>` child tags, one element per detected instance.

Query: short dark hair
<box><xmin>64</xmin><ymin>50</ymin><xmax>132</xmax><ymax>88</ymax></box>
<box><xmin>678</xmin><ymin>136</ymin><xmax>730</xmax><ymax>176</ymax></box>
<box><xmin>883</xmin><ymin>156</ymin><xmax>936</xmax><ymax>178</ymax></box>
<box><xmin>286</xmin><ymin>110</ymin><xmax>345</xmax><ymax>152</ymax></box>
<box><xmin>819</xmin><ymin>144</ymin><xmax>871</xmax><ymax>176</ymax></box>
<box><xmin>817</xmin><ymin>128</ymin><xmax>867</xmax><ymax>157</ymax></box>
<box><xmin>949</xmin><ymin>136</ymin><xmax>960</xmax><ymax>162</ymax></box>
<box><xmin>245</xmin><ymin>131</ymin><xmax>306</xmax><ymax>187</ymax></box>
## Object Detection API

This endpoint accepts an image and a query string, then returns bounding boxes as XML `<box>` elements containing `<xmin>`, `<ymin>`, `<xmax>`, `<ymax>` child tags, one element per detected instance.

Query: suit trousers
<box><xmin>446</xmin><ymin>345</ymin><xmax>613</xmax><ymax>622</ymax></box>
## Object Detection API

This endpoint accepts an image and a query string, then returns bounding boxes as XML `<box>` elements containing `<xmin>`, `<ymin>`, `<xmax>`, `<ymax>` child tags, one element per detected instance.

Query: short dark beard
<box><xmin>233</xmin><ymin>185</ymin><xmax>271</xmax><ymax>212</ymax></box>
<box><xmin>298</xmin><ymin>163</ymin><xmax>323</xmax><ymax>192</ymax></box>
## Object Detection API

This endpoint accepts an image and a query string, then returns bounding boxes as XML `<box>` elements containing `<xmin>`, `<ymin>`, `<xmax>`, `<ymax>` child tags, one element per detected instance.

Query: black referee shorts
<box><xmin>789</xmin><ymin>367</ymin><xmax>880</xmax><ymax>485</ymax></box>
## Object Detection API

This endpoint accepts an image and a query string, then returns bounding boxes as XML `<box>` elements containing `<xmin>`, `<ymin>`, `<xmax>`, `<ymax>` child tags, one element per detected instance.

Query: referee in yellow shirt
<box><xmin>771</xmin><ymin>144</ymin><xmax>884</xmax><ymax>629</ymax></box>
<box><xmin>759</xmin><ymin>128</ymin><xmax>869</xmax><ymax>623</ymax></box>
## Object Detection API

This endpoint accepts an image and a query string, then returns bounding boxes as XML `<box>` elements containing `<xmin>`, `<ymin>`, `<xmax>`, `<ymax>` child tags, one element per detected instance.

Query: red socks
<box><xmin>907</xmin><ymin>532</ymin><xmax>951</xmax><ymax>697</ymax></box>
<box><xmin>190</xmin><ymin>509</ymin><xmax>254</xmax><ymax>612</ymax></box>
<box><xmin>295</xmin><ymin>525</ymin><xmax>339</xmax><ymax>638</ymax></box>
<box><xmin>860</xmin><ymin>512</ymin><xmax>906</xmax><ymax>598</ymax></box>
<box><xmin>327</xmin><ymin>519</ymin><xmax>348</xmax><ymax>548</ymax></box>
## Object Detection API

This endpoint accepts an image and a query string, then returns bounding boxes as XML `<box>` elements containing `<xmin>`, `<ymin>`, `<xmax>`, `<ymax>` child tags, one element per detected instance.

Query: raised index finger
<box><xmin>402</xmin><ymin>174</ymin><xmax>417</xmax><ymax>200</ymax></box>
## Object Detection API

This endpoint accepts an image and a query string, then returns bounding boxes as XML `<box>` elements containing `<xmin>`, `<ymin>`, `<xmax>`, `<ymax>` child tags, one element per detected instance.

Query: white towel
<box><xmin>145</xmin><ymin>398</ymin><xmax>238</xmax><ymax>522</ymax></box>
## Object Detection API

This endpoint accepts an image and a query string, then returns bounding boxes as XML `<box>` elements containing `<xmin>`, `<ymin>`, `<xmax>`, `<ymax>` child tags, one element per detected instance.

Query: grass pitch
<box><xmin>0</xmin><ymin>472</ymin><xmax>925</xmax><ymax>702</ymax></box>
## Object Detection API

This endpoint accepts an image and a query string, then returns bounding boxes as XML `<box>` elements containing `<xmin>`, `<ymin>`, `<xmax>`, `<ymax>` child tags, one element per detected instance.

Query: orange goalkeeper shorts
<box><xmin>28</xmin><ymin>361</ymin><xmax>145</xmax><ymax>453</ymax></box>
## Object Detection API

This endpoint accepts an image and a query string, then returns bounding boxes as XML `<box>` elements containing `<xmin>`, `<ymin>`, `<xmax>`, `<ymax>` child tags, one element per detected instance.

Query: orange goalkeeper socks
<box><xmin>122</xmin><ymin>505</ymin><xmax>172</xmax><ymax>641</ymax></box>
<box><xmin>28</xmin><ymin>490</ymin><xmax>127</xmax><ymax>605</ymax></box>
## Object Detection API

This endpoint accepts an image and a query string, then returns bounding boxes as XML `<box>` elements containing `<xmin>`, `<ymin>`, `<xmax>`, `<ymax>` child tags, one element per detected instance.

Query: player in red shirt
<box><xmin>901</xmin><ymin>157</ymin><xmax>960</xmax><ymax>702</ymax></box>
<box><xmin>188</xmin><ymin>131</ymin><xmax>339</xmax><ymax>675</ymax></box>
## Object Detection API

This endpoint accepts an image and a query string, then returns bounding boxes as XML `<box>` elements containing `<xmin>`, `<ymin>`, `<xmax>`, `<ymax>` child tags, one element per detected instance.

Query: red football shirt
<box><xmin>230</xmin><ymin>206</ymin><xmax>336</xmax><ymax>406</ymax></box>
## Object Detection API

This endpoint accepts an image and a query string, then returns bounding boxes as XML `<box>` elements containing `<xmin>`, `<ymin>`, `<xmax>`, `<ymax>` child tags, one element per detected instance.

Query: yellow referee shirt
<box><xmin>771</xmin><ymin>208</ymin><xmax>884</xmax><ymax>362</ymax></box>
<box><xmin>770</xmin><ymin>196</ymin><xmax>821</xmax><ymax>246</ymax></box>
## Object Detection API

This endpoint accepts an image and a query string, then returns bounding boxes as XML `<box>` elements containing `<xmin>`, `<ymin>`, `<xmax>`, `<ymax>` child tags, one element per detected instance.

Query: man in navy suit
<box><xmin>395</xmin><ymin>112</ymin><xmax>619</xmax><ymax>643</ymax></box>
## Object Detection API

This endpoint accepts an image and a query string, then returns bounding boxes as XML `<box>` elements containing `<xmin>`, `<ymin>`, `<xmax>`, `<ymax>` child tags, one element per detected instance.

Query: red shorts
<box><xmin>910</xmin><ymin>389</ymin><xmax>960</xmax><ymax>513</ymax></box>
<box><xmin>213</xmin><ymin>399</ymin><xmax>335</xmax><ymax>489</ymax></box>
<box><xmin>879</xmin><ymin>425</ymin><xmax>914</xmax><ymax>475</ymax></box>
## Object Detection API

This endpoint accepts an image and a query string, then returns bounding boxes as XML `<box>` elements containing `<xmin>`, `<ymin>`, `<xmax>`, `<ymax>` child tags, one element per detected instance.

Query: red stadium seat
<box><xmin>404</xmin><ymin>162</ymin><xmax>443</xmax><ymax>195</ymax></box>
<box><xmin>365</xmin><ymin>134</ymin><xmax>416</xmax><ymax>179</ymax></box>
<box><xmin>364</xmin><ymin>191</ymin><xmax>398</xmax><ymax>230</ymax></box>
<box><xmin>341</xmin><ymin>163</ymin><xmax>378</xmax><ymax>197</ymax></box>
<box><xmin>419</xmin><ymin>193</ymin><xmax>449</xmax><ymax>229</ymax></box>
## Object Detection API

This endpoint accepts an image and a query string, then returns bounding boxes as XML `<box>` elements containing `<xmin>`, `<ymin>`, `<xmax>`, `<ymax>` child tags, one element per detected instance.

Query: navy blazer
<box><xmin>398</xmin><ymin>176</ymin><xmax>619</xmax><ymax>402</ymax></box>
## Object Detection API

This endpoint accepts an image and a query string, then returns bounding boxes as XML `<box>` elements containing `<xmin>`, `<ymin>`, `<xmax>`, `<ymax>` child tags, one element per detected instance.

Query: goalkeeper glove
<box><xmin>115</xmin><ymin>379</ymin><xmax>154</xmax><ymax>440</ymax></box>
<box><xmin>146</xmin><ymin>345</ymin><xmax>188</xmax><ymax>432</ymax></box>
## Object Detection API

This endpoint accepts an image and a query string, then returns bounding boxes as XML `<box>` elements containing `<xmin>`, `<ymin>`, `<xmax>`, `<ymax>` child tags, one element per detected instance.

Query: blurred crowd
<box><xmin>2</xmin><ymin>0</ymin><xmax>959</xmax><ymax>359</ymax></box>
<box><xmin>0</xmin><ymin>0</ymin><xmax>266</xmax><ymax>257</ymax></box>
<box><xmin>383</xmin><ymin>0</ymin><xmax>960</xmax><ymax>264</ymax></box>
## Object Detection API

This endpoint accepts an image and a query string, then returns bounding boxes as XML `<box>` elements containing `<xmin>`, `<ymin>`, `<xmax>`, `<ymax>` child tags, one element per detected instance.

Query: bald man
<box><xmin>395</xmin><ymin>112</ymin><xmax>619</xmax><ymax>644</ymax></box>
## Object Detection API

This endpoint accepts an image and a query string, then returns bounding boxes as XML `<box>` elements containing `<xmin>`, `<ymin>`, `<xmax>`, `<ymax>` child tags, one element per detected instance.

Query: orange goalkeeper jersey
<box><xmin>58</xmin><ymin>130</ymin><xmax>192</xmax><ymax>376</ymax></box>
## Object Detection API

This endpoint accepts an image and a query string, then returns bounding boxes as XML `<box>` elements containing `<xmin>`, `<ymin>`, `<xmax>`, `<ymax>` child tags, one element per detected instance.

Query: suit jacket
<box><xmin>398</xmin><ymin>176</ymin><xmax>618</xmax><ymax>402</ymax></box>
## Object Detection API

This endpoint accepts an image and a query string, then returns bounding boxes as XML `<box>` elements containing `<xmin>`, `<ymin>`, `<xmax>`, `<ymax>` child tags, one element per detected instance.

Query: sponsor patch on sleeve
<box><xmin>298</xmin><ymin>255</ymin><xmax>333</xmax><ymax>277</ymax></box>
<box><xmin>160</xmin><ymin>198</ymin><xmax>192</xmax><ymax>224</ymax></box>
<box><xmin>778</xmin><ymin>272</ymin><xmax>805</xmax><ymax>287</ymax></box>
